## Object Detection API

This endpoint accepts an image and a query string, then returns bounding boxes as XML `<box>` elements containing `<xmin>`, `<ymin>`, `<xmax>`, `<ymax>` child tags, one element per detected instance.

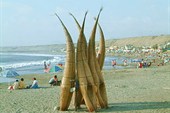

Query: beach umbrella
<box><xmin>2</xmin><ymin>70</ymin><xmax>19</xmax><ymax>78</ymax></box>
<box><xmin>49</xmin><ymin>65</ymin><xmax>63</xmax><ymax>73</ymax></box>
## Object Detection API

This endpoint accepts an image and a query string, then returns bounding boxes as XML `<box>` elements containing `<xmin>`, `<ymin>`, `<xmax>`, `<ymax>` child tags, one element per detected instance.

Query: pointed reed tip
<box><xmin>54</xmin><ymin>13</ymin><xmax>59</xmax><ymax>17</ymax></box>
<box><xmin>69</xmin><ymin>12</ymin><xmax>73</xmax><ymax>16</ymax></box>
<box><xmin>85</xmin><ymin>11</ymin><xmax>88</xmax><ymax>15</ymax></box>
<box><xmin>84</xmin><ymin>11</ymin><xmax>88</xmax><ymax>17</ymax></box>
<box><xmin>100</xmin><ymin>7</ymin><xmax>103</xmax><ymax>11</ymax></box>
<box><xmin>94</xmin><ymin>17</ymin><xmax>97</xmax><ymax>20</ymax></box>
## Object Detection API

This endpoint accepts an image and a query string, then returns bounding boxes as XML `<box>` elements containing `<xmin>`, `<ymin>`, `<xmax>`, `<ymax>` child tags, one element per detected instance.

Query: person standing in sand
<box><xmin>112</xmin><ymin>60</ymin><xmax>116</xmax><ymax>67</ymax></box>
<box><xmin>44</xmin><ymin>61</ymin><xmax>47</xmax><ymax>70</ymax></box>
<box><xmin>123</xmin><ymin>59</ymin><xmax>128</xmax><ymax>66</ymax></box>
<box><xmin>138</xmin><ymin>62</ymin><xmax>143</xmax><ymax>68</ymax></box>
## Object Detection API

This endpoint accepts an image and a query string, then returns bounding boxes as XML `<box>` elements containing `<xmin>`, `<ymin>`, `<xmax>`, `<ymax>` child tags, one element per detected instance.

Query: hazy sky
<box><xmin>0</xmin><ymin>0</ymin><xmax>170</xmax><ymax>47</ymax></box>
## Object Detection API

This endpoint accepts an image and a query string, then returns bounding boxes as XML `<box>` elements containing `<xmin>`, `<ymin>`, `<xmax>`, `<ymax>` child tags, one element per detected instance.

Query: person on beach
<box><xmin>138</xmin><ymin>62</ymin><xmax>143</xmax><ymax>68</ymax></box>
<box><xmin>123</xmin><ymin>59</ymin><xmax>128</xmax><ymax>66</ymax></box>
<box><xmin>49</xmin><ymin>75</ymin><xmax>58</xmax><ymax>86</ymax></box>
<box><xmin>31</xmin><ymin>77</ymin><xmax>38</xmax><ymax>88</ymax></box>
<box><xmin>13</xmin><ymin>80</ymin><xmax>19</xmax><ymax>89</ymax></box>
<box><xmin>44</xmin><ymin>61</ymin><xmax>52</xmax><ymax>73</ymax></box>
<box><xmin>112</xmin><ymin>60</ymin><xmax>116</xmax><ymax>67</ymax></box>
<box><xmin>143</xmin><ymin>61</ymin><xmax>147</xmax><ymax>68</ymax></box>
<box><xmin>19</xmin><ymin>78</ymin><xmax>25</xmax><ymax>89</ymax></box>
<box><xmin>147</xmin><ymin>62</ymin><xmax>152</xmax><ymax>67</ymax></box>
<box><xmin>27</xmin><ymin>77</ymin><xmax>38</xmax><ymax>89</ymax></box>
<box><xmin>44</xmin><ymin>61</ymin><xmax>47</xmax><ymax>70</ymax></box>
<box><xmin>8</xmin><ymin>80</ymin><xmax>19</xmax><ymax>90</ymax></box>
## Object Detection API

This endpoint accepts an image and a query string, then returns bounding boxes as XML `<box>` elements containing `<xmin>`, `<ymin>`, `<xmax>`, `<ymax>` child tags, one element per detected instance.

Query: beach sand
<box><xmin>0</xmin><ymin>64</ymin><xmax>170</xmax><ymax>113</ymax></box>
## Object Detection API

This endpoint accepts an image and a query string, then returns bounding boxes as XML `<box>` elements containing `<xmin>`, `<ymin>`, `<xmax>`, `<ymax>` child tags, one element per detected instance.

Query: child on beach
<box><xmin>8</xmin><ymin>80</ymin><xmax>19</xmax><ymax>90</ymax></box>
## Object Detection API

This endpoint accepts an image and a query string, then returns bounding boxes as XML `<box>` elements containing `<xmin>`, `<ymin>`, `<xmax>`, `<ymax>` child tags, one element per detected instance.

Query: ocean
<box><xmin>0</xmin><ymin>52</ymin><xmax>130</xmax><ymax>83</ymax></box>
<box><xmin>0</xmin><ymin>53</ymin><xmax>65</xmax><ymax>83</ymax></box>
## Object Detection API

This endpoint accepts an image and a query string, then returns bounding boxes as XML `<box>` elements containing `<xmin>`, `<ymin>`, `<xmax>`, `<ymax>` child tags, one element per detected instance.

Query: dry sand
<box><xmin>0</xmin><ymin>64</ymin><xmax>170</xmax><ymax>113</ymax></box>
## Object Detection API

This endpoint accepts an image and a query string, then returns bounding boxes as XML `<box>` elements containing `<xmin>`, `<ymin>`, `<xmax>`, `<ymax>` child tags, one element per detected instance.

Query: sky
<box><xmin>0</xmin><ymin>0</ymin><xmax>170</xmax><ymax>47</ymax></box>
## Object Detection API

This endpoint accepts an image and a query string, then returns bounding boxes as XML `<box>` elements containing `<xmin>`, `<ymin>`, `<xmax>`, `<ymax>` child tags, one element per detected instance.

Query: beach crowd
<box><xmin>8</xmin><ymin>77</ymin><xmax>38</xmax><ymax>90</ymax></box>
<box><xmin>8</xmin><ymin>75</ymin><xmax>60</xmax><ymax>91</ymax></box>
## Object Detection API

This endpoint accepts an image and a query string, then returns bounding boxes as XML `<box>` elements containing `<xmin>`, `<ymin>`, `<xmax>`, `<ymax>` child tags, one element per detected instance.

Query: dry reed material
<box><xmin>87</xmin><ymin>8</ymin><xmax>106</xmax><ymax>108</ymax></box>
<box><xmin>95</xmin><ymin>23</ymin><xmax>108</xmax><ymax>108</ymax></box>
<box><xmin>55</xmin><ymin>8</ymin><xmax>108</xmax><ymax>111</ymax></box>
<box><xmin>69</xmin><ymin>13</ymin><xmax>88</xmax><ymax>58</ymax></box>
<box><xmin>55</xmin><ymin>13</ymin><xmax>76</xmax><ymax>111</ymax></box>
<box><xmin>70</xmin><ymin>12</ymin><xmax>99</xmax><ymax>110</ymax></box>
<box><xmin>69</xmin><ymin>12</ymin><xmax>85</xmax><ymax>108</ymax></box>
<box><xmin>97</xmin><ymin>23</ymin><xmax>105</xmax><ymax>70</ymax></box>
<box><xmin>76</xmin><ymin>12</ymin><xmax>97</xmax><ymax>112</ymax></box>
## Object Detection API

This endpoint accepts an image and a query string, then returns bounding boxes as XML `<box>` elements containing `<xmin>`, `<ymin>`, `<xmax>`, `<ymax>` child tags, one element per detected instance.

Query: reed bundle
<box><xmin>55</xmin><ymin>8</ymin><xmax>108</xmax><ymax>112</ymax></box>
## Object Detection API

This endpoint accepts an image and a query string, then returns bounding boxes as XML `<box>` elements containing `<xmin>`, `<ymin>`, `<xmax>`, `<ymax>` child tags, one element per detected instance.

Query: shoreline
<box><xmin>0</xmin><ymin>51</ymin><xmax>166</xmax><ymax>83</ymax></box>
<box><xmin>0</xmin><ymin>53</ymin><xmax>136</xmax><ymax>83</ymax></box>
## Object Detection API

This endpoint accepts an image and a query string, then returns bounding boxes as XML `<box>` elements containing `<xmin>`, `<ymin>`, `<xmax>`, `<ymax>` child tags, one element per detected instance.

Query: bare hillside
<box><xmin>105</xmin><ymin>35</ymin><xmax>170</xmax><ymax>47</ymax></box>
<box><xmin>0</xmin><ymin>35</ymin><xmax>170</xmax><ymax>54</ymax></box>
<box><xmin>0</xmin><ymin>44</ymin><xmax>66</xmax><ymax>54</ymax></box>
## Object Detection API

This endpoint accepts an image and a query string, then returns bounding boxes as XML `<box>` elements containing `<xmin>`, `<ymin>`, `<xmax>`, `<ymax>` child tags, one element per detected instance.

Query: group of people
<box><xmin>111</xmin><ymin>59</ymin><xmax>128</xmax><ymax>67</ymax></box>
<box><xmin>8</xmin><ymin>77</ymin><xmax>39</xmax><ymax>90</ymax></box>
<box><xmin>8</xmin><ymin>74</ymin><xmax>60</xmax><ymax>90</ymax></box>
<box><xmin>138</xmin><ymin>59</ymin><xmax>152</xmax><ymax>68</ymax></box>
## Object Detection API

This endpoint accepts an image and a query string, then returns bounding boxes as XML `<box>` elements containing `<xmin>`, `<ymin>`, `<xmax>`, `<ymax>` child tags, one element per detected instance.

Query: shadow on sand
<box><xmin>99</xmin><ymin>101</ymin><xmax>170</xmax><ymax>112</ymax></box>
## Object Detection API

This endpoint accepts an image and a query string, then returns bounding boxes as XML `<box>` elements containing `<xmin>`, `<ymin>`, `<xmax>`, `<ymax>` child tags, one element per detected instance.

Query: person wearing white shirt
<box><xmin>30</xmin><ymin>77</ymin><xmax>38</xmax><ymax>89</ymax></box>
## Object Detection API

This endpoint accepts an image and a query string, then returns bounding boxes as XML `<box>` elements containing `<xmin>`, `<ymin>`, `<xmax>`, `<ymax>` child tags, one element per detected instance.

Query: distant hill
<box><xmin>0</xmin><ymin>35</ymin><xmax>170</xmax><ymax>54</ymax></box>
<box><xmin>0</xmin><ymin>44</ymin><xmax>67</xmax><ymax>55</ymax></box>
<box><xmin>104</xmin><ymin>35</ymin><xmax>170</xmax><ymax>47</ymax></box>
